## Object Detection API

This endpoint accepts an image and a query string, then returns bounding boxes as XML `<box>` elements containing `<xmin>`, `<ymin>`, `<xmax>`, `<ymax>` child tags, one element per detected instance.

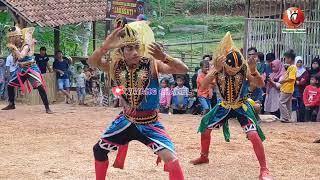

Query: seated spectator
<box><xmin>187</xmin><ymin>90</ymin><xmax>202</xmax><ymax>115</ymax></box>
<box><xmin>159</xmin><ymin>78</ymin><xmax>172</xmax><ymax>114</ymax></box>
<box><xmin>159</xmin><ymin>73</ymin><xmax>175</xmax><ymax>85</ymax></box>
<box><xmin>303</xmin><ymin>75</ymin><xmax>320</xmax><ymax>122</ymax></box>
<box><xmin>173</xmin><ymin>74</ymin><xmax>190</xmax><ymax>90</ymax></box>
<box><xmin>172</xmin><ymin>76</ymin><xmax>189</xmax><ymax>114</ymax></box>
<box><xmin>35</xmin><ymin>47</ymin><xmax>52</xmax><ymax>74</ymax></box>
<box><xmin>197</xmin><ymin>60</ymin><xmax>212</xmax><ymax>115</ymax></box>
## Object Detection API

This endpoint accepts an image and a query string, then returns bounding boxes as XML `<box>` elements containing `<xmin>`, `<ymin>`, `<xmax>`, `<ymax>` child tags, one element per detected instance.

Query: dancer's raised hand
<box><xmin>214</xmin><ymin>55</ymin><xmax>225</xmax><ymax>72</ymax></box>
<box><xmin>248</xmin><ymin>55</ymin><xmax>258</xmax><ymax>73</ymax></box>
<box><xmin>101</xmin><ymin>28</ymin><xmax>124</xmax><ymax>51</ymax></box>
<box><xmin>148</xmin><ymin>42</ymin><xmax>167</xmax><ymax>62</ymax></box>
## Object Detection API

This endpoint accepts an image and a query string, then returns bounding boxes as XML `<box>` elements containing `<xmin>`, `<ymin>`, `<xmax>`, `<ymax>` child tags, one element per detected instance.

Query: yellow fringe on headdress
<box><xmin>128</xmin><ymin>21</ymin><xmax>155</xmax><ymax>58</ymax></box>
<box><xmin>21</xmin><ymin>27</ymin><xmax>35</xmax><ymax>54</ymax></box>
<box><xmin>109</xmin><ymin>21</ymin><xmax>155</xmax><ymax>80</ymax></box>
<box><xmin>7</xmin><ymin>26</ymin><xmax>35</xmax><ymax>55</ymax></box>
<box><xmin>7</xmin><ymin>26</ymin><xmax>22</xmax><ymax>38</ymax></box>
<box><xmin>213</xmin><ymin>32</ymin><xmax>247</xmax><ymax>69</ymax></box>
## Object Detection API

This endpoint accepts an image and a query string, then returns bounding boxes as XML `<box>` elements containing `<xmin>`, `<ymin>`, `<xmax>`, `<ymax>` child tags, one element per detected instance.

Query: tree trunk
<box><xmin>81</xmin><ymin>22</ymin><xmax>92</xmax><ymax>57</ymax></box>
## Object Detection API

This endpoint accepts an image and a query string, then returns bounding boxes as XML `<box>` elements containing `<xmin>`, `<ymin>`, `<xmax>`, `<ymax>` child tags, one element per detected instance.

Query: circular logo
<box><xmin>282</xmin><ymin>7</ymin><xmax>305</xmax><ymax>28</ymax></box>
<box><xmin>112</xmin><ymin>86</ymin><xmax>125</xmax><ymax>96</ymax></box>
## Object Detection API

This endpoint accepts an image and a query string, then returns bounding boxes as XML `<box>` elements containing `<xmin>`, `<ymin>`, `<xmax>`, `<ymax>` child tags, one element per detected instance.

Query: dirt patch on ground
<box><xmin>0</xmin><ymin>103</ymin><xmax>319</xmax><ymax>180</ymax></box>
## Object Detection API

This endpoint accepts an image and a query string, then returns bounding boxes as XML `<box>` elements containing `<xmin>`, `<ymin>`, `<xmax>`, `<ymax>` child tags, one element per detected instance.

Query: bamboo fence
<box><xmin>245</xmin><ymin>0</ymin><xmax>320</xmax><ymax>66</ymax></box>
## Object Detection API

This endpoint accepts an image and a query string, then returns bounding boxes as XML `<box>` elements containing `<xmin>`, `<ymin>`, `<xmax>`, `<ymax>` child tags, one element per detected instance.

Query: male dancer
<box><xmin>2</xmin><ymin>26</ymin><xmax>52</xmax><ymax>114</ymax></box>
<box><xmin>190</xmin><ymin>33</ymin><xmax>273</xmax><ymax>180</ymax></box>
<box><xmin>88</xmin><ymin>24</ymin><xmax>188</xmax><ymax>179</ymax></box>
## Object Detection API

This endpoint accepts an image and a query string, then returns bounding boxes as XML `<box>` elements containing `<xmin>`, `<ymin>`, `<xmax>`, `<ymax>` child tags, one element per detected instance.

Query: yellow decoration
<box><xmin>120</xmin><ymin>24</ymin><xmax>140</xmax><ymax>47</ymax></box>
<box><xmin>242</xmin><ymin>104</ymin><xmax>248</xmax><ymax>112</ymax></box>
<box><xmin>221</xmin><ymin>101</ymin><xmax>243</xmax><ymax>110</ymax></box>
<box><xmin>128</xmin><ymin>21</ymin><xmax>155</xmax><ymax>58</ymax></box>
<box><xmin>110</xmin><ymin>21</ymin><xmax>156</xmax><ymax>80</ymax></box>
<box><xmin>247</xmin><ymin>98</ymin><xmax>256</xmax><ymax>106</ymax></box>
<box><xmin>7</xmin><ymin>26</ymin><xmax>22</xmax><ymax>38</ymax></box>
<box><xmin>21</xmin><ymin>27</ymin><xmax>35</xmax><ymax>54</ymax></box>
<box><xmin>213</xmin><ymin>32</ymin><xmax>248</xmax><ymax>73</ymax></box>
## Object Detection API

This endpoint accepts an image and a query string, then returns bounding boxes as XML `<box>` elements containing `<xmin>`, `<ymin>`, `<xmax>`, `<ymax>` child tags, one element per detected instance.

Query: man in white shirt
<box><xmin>5</xmin><ymin>54</ymin><xmax>17</xmax><ymax>78</ymax></box>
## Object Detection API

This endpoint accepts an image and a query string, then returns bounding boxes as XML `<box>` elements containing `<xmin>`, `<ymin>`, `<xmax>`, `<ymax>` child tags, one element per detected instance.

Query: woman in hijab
<box><xmin>295</xmin><ymin>56</ymin><xmax>309</xmax><ymax>122</ymax></box>
<box><xmin>264</xmin><ymin>59</ymin><xmax>286</xmax><ymax>118</ymax></box>
<box><xmin>309</xmin><ymin>56</ymin><xmax>320</xmax><ymax>76</ymax></box>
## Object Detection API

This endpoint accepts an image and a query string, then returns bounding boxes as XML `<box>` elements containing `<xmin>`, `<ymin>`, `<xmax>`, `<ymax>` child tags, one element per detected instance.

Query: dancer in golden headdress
<box><xmin>190</xmin><ymin>32</ymin><xmax>273</xmax><ymax>180</ymax></box>
<box><xmin>2</xmin><ymin>26</ymin><xmax>52</xmax><ymax>114</ymax></box>
<box><xmin>88</xmin><ymin>18</ymin><xmax>187</xmax><ymax>179</ymax></box>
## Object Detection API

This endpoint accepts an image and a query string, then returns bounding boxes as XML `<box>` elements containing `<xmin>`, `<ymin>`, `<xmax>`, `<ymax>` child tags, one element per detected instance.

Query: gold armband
<box><xmin>163</xmin><ymin>55</ymin><xmax>175</xmax><ymax>64</ymax></box>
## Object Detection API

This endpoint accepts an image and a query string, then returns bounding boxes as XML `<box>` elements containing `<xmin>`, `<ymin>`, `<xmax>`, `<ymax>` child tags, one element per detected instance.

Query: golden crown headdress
<box><xmin>114</xmin><ymin>15</ymin><xmax>127</xmax><ymax>28</ymax></box>
<box><xmin>214</xmin><ymin>32</ymin><xmax>247</xmax><ymax>75</ymax></box>
<box><xmin>120</xmin><ymin>24</ymin><xmax>140</xmax><ymax>47</ymax></box>
<box><xmin>7</xmin><ymin>26</ymin><xmax>22</xmax><ymax>38</ymax></box>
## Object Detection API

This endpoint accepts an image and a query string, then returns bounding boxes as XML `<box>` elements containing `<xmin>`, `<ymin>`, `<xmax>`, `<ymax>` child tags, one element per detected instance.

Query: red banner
<box><xmin>107</xmin><ymin>0</ymin><xmax>144</xmax><ymax>20</ymax></box>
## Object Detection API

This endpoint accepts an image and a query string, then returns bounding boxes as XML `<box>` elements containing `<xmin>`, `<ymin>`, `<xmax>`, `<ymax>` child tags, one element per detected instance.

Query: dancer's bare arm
<box><xmin>7</xmin><ymin>44</ymin><xmax>29</xmax><ymax>62</ymax></box>
<box><xmin>148</xmin><ymin>43</ymin><xmax>189</xmax><ymax>74</ymax></box>
<box><xmin>247</xmin><ymin>56</ymin><xmax>264</xmax><ymax>88</ymax></box>
<box><xmin>88</xmin><ymin>28</ymin><xmax>123</xmax><ymax>72</ymax></box>
<box><xmin>200</xmin><ymin>56</ymin><xmax>224</xmax><ymax>89</ymax></box>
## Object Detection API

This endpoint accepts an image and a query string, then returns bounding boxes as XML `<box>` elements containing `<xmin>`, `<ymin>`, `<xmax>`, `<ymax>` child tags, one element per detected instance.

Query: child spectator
<box><xmin>75</xmin><ymin>66</ymin><xmax>88</xmax><ymax>105</ymax></box>
<box><xmin>303</xmin><ymin>75</ymin><xmax>320</xmax><ymax>122</ymax></box>
<box><xmin>279</xmin><ymin>49</ymin><xmax>297</xmax><ymax>123</ymax></box>
<box><xmin>84</xmin><ymin>66</ymin><xmax>92</xmax><ymax>94</ymax></box>
<box><xmin>159</xmin><ymin>78</ymin><xmax>172</xmax><ymax>113</ymax></box>
<box><xmin>92</xmin><ymin>80</ymin><xmax>100</xmax><ymax>106</ymax></box>
<box><xmin>197</xmin><ymin>60</ymin><xmax>212</xmax><ymax>115</ymax></box>
<box><xmin>172</xmin><ymin>76</ymin><xmax>189</xmax><ymax>114</ymax></box>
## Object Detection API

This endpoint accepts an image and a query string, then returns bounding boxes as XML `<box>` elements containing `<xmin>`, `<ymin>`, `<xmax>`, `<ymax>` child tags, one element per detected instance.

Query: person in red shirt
<box><xmin>197</xmin><ymin>60</ymin><xmax>213</xmax><ymax>115</ymax></box>
<box><xmin>303</xmin><ymin>75</ymin><xmax>320</xmax><ymax>122</ymax></box>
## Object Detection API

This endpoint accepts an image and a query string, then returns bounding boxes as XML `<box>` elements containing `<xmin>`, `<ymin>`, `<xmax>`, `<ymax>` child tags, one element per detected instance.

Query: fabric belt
<box><xmin>123</xmin><ymin>109</ymin><xmax>158</xmax><ymax>124</ymax></box>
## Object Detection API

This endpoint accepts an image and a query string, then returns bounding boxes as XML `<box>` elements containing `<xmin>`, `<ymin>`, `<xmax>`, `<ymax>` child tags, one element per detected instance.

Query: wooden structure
<box><xmin>0</xmin><ymin>0</ymin><xmax>107</xmax><ymax>52</ymax></box>
<box><xmin>17</xmin><ymin>73</ymin><xmax>57</xmax><ymax>105</ymax></box>
<box><xmin>0</xmin><ymin>0</ymin><xmax>108</xmax><ymax>105</ymax></box>
<box><xmin>244</xmin><ymin>0</ymin><xmax>320</xmax><ymax>65</ymax></box>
